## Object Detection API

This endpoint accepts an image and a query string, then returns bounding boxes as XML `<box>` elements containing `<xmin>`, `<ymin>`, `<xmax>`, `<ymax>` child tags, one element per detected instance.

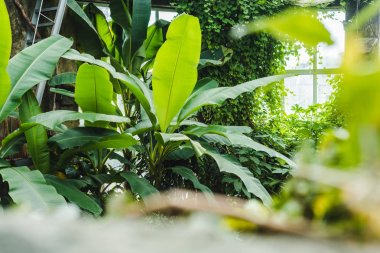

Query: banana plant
<box><xmin>0</xmin><ymin>4</ymin><xmax>84</xmax><ymax>214</ymax></box>
<box><xmin>51</xmin><ymin>14</ymin><xmax>296</xmax><ymax>206</ymax></box>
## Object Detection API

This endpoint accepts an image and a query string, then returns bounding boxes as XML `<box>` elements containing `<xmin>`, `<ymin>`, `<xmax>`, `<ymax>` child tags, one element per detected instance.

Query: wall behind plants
<box><xmin>171</xmin><ymin>0</ymin><xmax>291</xmax><ymax>127</ymax></box>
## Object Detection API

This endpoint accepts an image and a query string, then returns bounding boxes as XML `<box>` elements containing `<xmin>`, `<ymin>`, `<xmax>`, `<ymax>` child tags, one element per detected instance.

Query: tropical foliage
<box><xmin>0</xmin><ymin>0</ymin><xmax>356</xmax><ymax>218</ymax></box>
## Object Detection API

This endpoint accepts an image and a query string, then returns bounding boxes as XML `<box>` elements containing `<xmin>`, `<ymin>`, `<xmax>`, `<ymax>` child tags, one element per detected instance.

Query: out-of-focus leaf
<box><xmin>231</xmin><ymin>9</ymin><xmax>333</xmax><ymax>47</ymax></box>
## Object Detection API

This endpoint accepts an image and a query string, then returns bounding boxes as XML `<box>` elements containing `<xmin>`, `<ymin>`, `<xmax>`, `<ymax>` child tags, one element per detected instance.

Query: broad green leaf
<box><xmin>45</xmin><ymin>175</ymin><xmax>102</xmax><ymax>216</ymax></box>
<box><xmin>120</xmin><ymin>171</ymin><xmax>159</xmax><ymax>199</ymax></box>
<box><xmin>19</xmin><ymin>91</ymin><xmax>50</xmax><ymax>173</ymax></box>
<box><xmin>202</xmin><ymin>134</ymin><xmax>296</xmax><ymax>168</ymax></box>
<box><xmin>131</xmin><ymin>0</ymin><xmax>151</xmax><ymax>56</ymax></box>
<box><xmin>0</xmin><ymin>36</ymin><xmax>73</xmax><ymax>122</ymax></box>
<box><xmin>49</xmin><ymin>72</ymin><xmax>76</xmax><ymax>86</ymax></box>
<box><xmin>0</xmin><ymin>167</ymin><xmax>66</xmax><ymax>212</ymax></box>
<box><xmin>63</xmin><ymin>49</ymin><xmax>156</xmax><ymax>124</ymax></box>
<box><xmin>83</xmin><ymin>132</ymin><xmax>137</xmax><ymax>150</ymax></box>
<box><xmin>30</xmin><ymin>110</ymin><xmax>130</xmax><ymax>131</ymax></box>
<box><xmin>184</xmin><ymin>125</ymin><xmax>296</xmax><ymax>167</ymax></box>
<box><xmin>205</xmin><ymin>151</ymin><xmax>272</xmax><ymax>206</ymax></box>
<box><xmin>50</xmin><ymin>88</ymin><xmax>74</xmax><ymax>98</ymax></box>
<box><xmin>152</xmin><ymin>14</ymin><xmax>202</xmax><ymax>132</ymax></box>
<box><xmin>0</xmin><ymin>0</ymin><xmax>12</xmax><ymax>107</ymax></box>
<box><xmin>178</xmin><ymin>74</ymin><xmax>293</xmax><ymax>123</ymax></box>
<box><xmin>75</xmin><ymin>63</ymin><xmax>115</xmax><ymax>116</ymax></box>
<box><xmin>231</xmin><ymin>9</ymin><xmax>333</xmax><ymax>47</ymax></box>
<box><xmin>49</xmin><ymin>127</ymin><xmax>118</xmax><ymax>149</ymax></box>
<box><xmin>169</xmin><ymin>166</ymin><xmax>212</xmax><ymax>194</ymax></box>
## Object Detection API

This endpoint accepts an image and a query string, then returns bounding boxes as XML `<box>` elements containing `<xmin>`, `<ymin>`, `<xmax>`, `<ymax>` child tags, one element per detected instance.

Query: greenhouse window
<box><xmin>284</xmin><ymin>10</ymin><xmax>345</xmax><ymax>113</ymax></box>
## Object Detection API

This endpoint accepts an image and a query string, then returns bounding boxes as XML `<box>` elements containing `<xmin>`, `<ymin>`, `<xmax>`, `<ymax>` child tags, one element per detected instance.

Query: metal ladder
<box><xmin>25</xmin><ymin>0</ymin><xmax>67</xmax><ymax>104</ymax></box>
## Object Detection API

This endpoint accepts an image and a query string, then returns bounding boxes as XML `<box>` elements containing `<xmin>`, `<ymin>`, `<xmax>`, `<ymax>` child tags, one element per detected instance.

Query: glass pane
<box><xmin>317</xmin><ymin>74</ymin><xmax>340</xmax><ymax>104</ymax></box>
<box><xmin>317</xmin><ymin>11</ymin><xmax>345</xmax><ymax>69</ymax></box>
<box><xmin>149</xmin><ymin>11</ymin><xmax>157</xmax><ymax>25</ymax></box>
<box><xmin>158</xmin><ymin>11</ymin><xmax>177</xmax><ymax>22</ymax></box>
<box><xmin>284</xmin><ymin>75</ymin><xmax>314</xmax><ymax>113</ymax></box>
<box><xmin>285</xmin><ymin>10</ymin><xmax>345</xmax><ymax>70</ymax></box>
<box><xmin>98</xmin><ymin>6</ymin><xmax>111</xmax><ymax>21</ymax></box>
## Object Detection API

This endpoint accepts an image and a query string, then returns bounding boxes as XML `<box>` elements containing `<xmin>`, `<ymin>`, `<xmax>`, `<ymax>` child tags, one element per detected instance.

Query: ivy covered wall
<box><xmin>170</xmin><ymin>0</ymin><xmax>291</xmax><ymax>127</ymax></box>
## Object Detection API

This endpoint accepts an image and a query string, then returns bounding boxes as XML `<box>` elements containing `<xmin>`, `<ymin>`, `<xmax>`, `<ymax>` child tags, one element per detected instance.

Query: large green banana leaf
<box><xmin>152</xmin><ymin>14</ymin><xmax>201</xmax><ymax>132</ymax></box>
<box><xmin>30</xmin><ymin>110</ymin><xmax>130</xmax><ymax>131</ymax></box>
<box><xmin>45</xmin><ymin>175</ymin><xmax>103</xmax><ymax>216</ymax></box>
<box><xmin>184</xmin><ymin>125</ymin><xmax>296</xmax><ymax>168</ymax></box>
<box><xmin>83</xmin><ymin>133</ymin><xmax>137</xmax><ymax>151</ymax></box>
<box><xmin>75</xmin><ymin>63</ymin><xmax>115</xmax><ymax>115</ymax></box>
<box><xmin>0</xmin><ymin>0</ymin><xmax>12</xmax><ymax>107</ymax></box>
<box><xmin>178</xmin><ymin>74</ymin><xmax>293</xmax><ymax>123</ymax></box>
<box><xmin>19</xmin><ymin>91</ymin><xmax>50</xmax><ymax>173</ymax></box>
<box><xmin>48</xmin><ymin>127</ymin><xmax>119</xmax><ymax>149</ymax></box>
<box><xmin>63</xmin><ymin>49</ymin><xmax>156</xmax><ymax>124</ymax></box>
<box><xmin>0</xmin><ymin>35</ymin><xmax>73</xmax><ymax>122</ymax></box>
<box><xmin>0</xmin><ymin>167</ymin><xmax>67</xmax><ymax>212</ymax></box>
<box><xmin>48</xmin><ymin>127</ymin><xmax>137</xmax><ymax>151</ymax></box>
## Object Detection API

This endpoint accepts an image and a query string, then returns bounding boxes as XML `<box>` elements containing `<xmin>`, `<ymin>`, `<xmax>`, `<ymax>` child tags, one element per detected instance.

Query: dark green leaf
<box><xmin>45</xmin><ymin>175</ymin><xmax>102</xmax><ymax>215</ymax></box>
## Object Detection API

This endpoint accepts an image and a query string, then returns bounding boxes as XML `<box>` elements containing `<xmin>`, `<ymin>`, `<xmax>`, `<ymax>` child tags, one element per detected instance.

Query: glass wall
<box><xmin>284</xmin><ymin>10</ymin><xmax>345</xmax><ymax>113</ymax></box>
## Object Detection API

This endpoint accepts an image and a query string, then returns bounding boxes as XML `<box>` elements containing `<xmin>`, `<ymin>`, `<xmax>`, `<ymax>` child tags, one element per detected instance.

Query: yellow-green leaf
<box><xmin>75</xmin><ymin>63</ymin><xmax>115</xmax><ymax>115</ymax></box>
<box><xmin>231</xmin><ymin>9</ymin><xmax>333</xmax><ymax>47</ymax></box>
<box><xmin>152</xmin><ymin>14</ymin><xmax>201</xmax><ymax>132</ymax></box>
<box><xmin>0</xmin><ymin>0</ymin><xmax>12</xmax><ymax>107</ymax></box>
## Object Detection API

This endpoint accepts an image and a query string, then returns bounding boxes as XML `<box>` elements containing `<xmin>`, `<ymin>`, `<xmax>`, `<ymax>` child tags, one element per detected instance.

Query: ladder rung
<box><xmin>41</xmin><ymin>7</ymin><xmax>58</xmax><ymax>12</ymax></box>
<box><xmin>38</xmin><ymin>22</ymin><xmax>55</xmax><ymax>27</ymax></box>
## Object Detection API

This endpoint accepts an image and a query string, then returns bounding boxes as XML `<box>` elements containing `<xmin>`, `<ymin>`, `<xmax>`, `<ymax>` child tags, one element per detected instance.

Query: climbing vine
<box><xmin>171</xmin><ymin>0</ymin><xmax>291</xmax><ymax>127</ymax></box>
